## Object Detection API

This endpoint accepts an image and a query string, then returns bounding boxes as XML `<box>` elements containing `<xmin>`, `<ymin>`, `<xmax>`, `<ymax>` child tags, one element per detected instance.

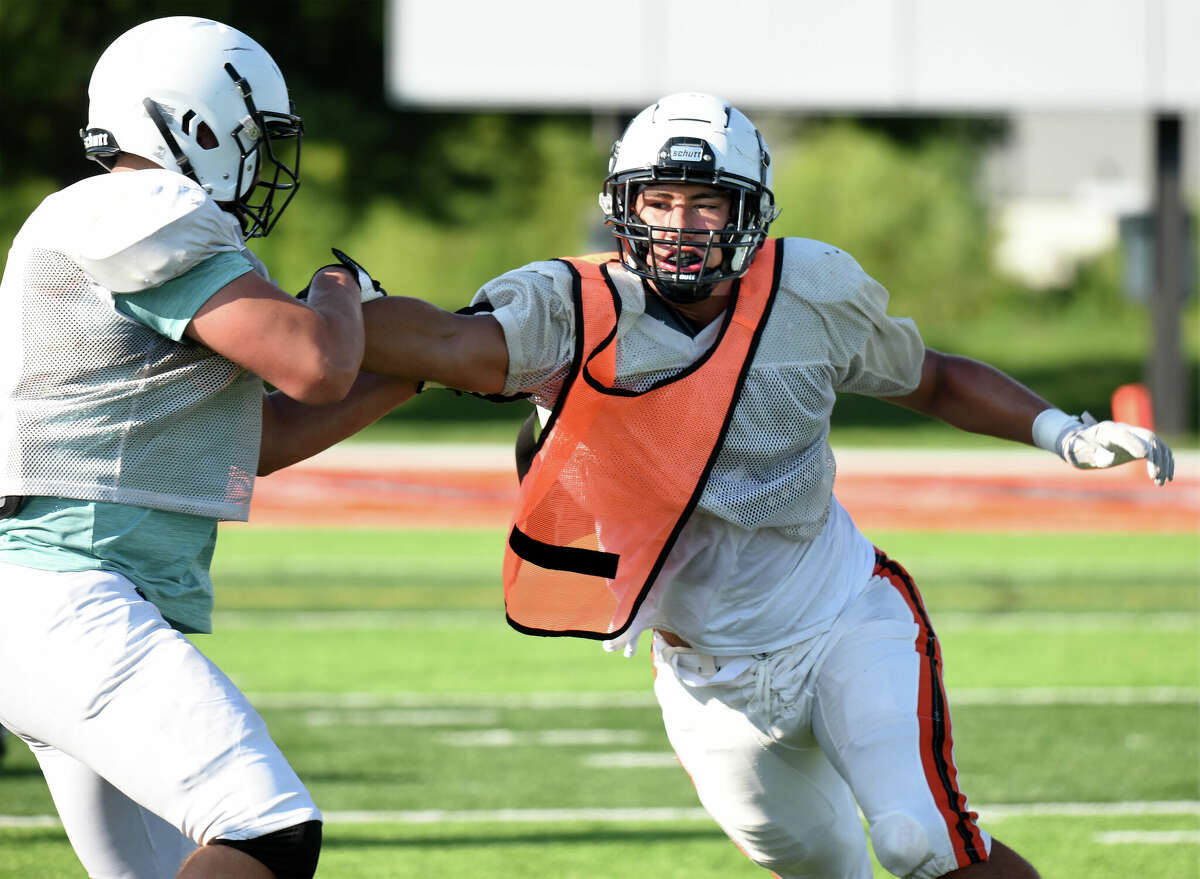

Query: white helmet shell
<box><xmin>600</xmin><ymin>93</ymin><xmax>780</xmax><ymax>300</ymax></box>
<box><xmin>82</xmin><ymin>16</ymin><xmax>303</xmax><ymax>237</ymax></box>
<box><xmin>608</xmin><ymin>92</ymin><xmax>775</xmax><ymax>196</ymax></box>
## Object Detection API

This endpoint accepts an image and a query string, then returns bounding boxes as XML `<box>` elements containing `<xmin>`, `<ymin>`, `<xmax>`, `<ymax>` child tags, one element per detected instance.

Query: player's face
<box><xmin>634</xmin><ymin>183</ymin><xmax>732</xmax><ymax>274</ymax></box>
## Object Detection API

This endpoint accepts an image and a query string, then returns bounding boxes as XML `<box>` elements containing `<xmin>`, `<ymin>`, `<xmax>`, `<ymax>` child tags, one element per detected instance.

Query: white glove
<box><xmin>329</xmin><ymin>248</ymin><xmax>387</xmax><ymax>303</ymax></box>
<box><xmin>298</xmin><ymin>248</ymin><xmax>388</xmax><ymax>303</ymax></box>
<box><xmin>1032</xmin><ymin>409</ymin><xmax>1175</xmax><ymax>486</ymax></box>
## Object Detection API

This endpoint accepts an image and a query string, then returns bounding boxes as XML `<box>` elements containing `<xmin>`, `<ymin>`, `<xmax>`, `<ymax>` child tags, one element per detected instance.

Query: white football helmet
<box><xmin>600</xmin><ymin>93</ymin><xmax>780</xmax><ymax>302</ymax></box>
<box><xmin>81</xmin><ymin>16</ymin><xmax>303</xmax><ymax>238</ymax></box>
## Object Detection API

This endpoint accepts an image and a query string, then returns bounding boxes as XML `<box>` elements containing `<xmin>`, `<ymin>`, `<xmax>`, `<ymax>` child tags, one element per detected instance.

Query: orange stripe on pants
<box><xmin>873</xmin><ymin>549</ymin><xmax>988</xmax><ymax>868</ymax></box>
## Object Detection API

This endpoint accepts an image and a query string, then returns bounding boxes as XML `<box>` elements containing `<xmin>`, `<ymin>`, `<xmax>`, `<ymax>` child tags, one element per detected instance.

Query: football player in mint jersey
<box><xmin>0</xmin><ymin>17</ymin><xmax>410</xmax><ymax>878</ymax></box>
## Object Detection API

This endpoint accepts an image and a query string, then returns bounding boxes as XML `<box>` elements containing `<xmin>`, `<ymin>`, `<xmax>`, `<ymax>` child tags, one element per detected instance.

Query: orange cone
<box><xmin>1111</xmin><ymin>383</ymin><xmax>1155</xmax><ymax>430</ymax></box>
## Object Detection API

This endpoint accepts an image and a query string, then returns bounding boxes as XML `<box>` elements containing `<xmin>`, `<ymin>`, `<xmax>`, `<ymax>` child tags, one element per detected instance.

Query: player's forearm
<box><xmin>257</xmin><ymin>373</ymin><xmax>416</xmax><ymax>475</ymax></box>
<box><xmin>298</xmin><ymin>270</ymin><xmax>367</xmax><ymax>400</ymax></box>
<box><xmin>359</xmin><ymin>296</ymin><xmax>509</xmax><ymax>394</ymax></box>
<box><xmin>890</xmin><ymin>349</ymin><xmax>1053</xmax><ymax>445</ymax></box>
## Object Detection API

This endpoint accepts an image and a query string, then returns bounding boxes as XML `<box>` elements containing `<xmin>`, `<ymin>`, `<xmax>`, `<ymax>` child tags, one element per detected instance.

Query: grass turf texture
<box><xmin>1</xmin><ymin>527</ymin><xmax>1195</xmax><ymax>878</ymax></box>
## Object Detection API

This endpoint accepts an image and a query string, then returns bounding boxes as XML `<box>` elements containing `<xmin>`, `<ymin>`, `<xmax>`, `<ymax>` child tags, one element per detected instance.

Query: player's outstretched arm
<box><xmin>887</xmin><ymin>349</ymin><xmax>1174</xmax><ymax>486</ymax></box>
<box><xmin>257</xmin><ymin>373</ymin><xmax>416</xmax><ymax>475</ymax></box>
<box><xmin>256</xmin><ymin>291</ymin><xmax>511</xmax><ymax>475</ymax></box>
<box><xmin>186</xmin><ymin>266</ymin><xmax>364</xmax><ymax>405</ymax></box>
<box><xmin>886</xmin><ymin>349</ymin><xmax>1052</xmax><ymax>443</ymax></box>
<box><xmin>358</xmin><ymin>296</ymin><xmax>510</xmax><ymax>395</ymax></box>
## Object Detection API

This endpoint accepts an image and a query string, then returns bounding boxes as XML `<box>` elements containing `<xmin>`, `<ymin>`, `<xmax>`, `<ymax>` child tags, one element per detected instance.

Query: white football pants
<box><xmin>0</xmin><ymin>560</ymin><xmax>320</xmax><ymax>879</ymax></box>
<box><xmin>652</xmin><ymin>554</ymin><xmax>991</xmax><ymax>879</ymax></box>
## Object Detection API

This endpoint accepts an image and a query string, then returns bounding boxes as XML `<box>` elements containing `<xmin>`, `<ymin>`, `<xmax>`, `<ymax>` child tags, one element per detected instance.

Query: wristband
<box><xmin>1031</xmin><ymin>408</ymin><xmax>1077</xmax><ymax>455</ymax></box>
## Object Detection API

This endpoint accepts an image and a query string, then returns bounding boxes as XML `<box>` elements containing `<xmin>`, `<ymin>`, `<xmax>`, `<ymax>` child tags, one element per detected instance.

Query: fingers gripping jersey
<box><xmin>476</xmin><ymin>238</ymin><xmax>925</xmax><ymax>540</ymax></box>
<box><xmin>0</xmin><ymin>171</ymin><xmax>264</xmax><ymax>520</ymax></box>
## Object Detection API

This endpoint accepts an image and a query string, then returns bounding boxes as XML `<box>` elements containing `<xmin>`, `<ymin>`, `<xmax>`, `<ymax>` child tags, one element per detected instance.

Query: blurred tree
<box><xmin>770</xmin><ymin>118</ymin><xmax>1002</xmax><ymax>324</ymax></box>
<box><xmin>0</xmin><ymin>0</ymin><xmax>590</xmax><ymax>220</ymax></box>
<box><xmin>3</xmin><ymin>2</ymin><xmax>1189</xmax><ymax>433</ymax></box>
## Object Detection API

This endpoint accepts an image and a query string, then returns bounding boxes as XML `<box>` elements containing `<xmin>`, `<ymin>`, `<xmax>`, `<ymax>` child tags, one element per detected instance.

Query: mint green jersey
<box><xmin>0</xmin><ymin>170</ymin><xmax>265</xmax><ymax>520</ymax></box>
<box><xmin>0</xmin><ymin>169</ymin><xmax>269</xmax><ymax>631</ymax></box>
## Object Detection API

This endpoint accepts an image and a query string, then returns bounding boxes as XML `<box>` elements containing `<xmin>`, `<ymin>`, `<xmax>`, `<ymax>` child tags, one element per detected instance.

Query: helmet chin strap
<box><xmin>655</xmin><ymin>278</ymin><xmax>717</xmax><ymax>304</ymax></box>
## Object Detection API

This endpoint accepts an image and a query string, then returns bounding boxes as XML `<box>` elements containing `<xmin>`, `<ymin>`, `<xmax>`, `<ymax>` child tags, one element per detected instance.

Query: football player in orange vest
<box><xmin>359</xmin><ymin>93</ymin><xmax>1173</xmax><ymax>879</ymax></box>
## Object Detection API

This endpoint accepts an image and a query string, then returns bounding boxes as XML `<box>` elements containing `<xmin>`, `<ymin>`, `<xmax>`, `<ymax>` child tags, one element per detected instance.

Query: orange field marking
<box><xmin>246</xmin><ymin>446</ymin><xmax>1199</xmax><ymax>532</ymax></box>
<box><xmin>248</xmin><ymin>468</ymin><xmax>517</xmax><ymax>528</ymax></box>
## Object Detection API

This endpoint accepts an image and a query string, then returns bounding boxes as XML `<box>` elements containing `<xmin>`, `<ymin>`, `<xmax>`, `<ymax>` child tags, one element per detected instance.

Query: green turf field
<box><xmin>1</xmin><ymin>528</ymin><xmax>1197</xmax><ymax>878</ymax></box>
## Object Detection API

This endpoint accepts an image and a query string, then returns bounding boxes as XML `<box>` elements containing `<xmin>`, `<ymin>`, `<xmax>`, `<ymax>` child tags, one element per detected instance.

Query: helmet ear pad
<box><xmin>192</xmin><ymin>119</ymin><xmax>219</xmax><ymax>150</ymax></box>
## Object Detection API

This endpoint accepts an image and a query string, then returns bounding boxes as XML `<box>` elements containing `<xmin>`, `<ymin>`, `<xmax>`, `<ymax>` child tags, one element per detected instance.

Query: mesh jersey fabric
<box><xmin>475</xmin><ymin>237</ymin><xmax>925</xmax><ymax>541</ymax></box>
<box><xmin>0</xmin><ymin>170</ymin><xmax>265</xmax><ymax>521</ymax></box>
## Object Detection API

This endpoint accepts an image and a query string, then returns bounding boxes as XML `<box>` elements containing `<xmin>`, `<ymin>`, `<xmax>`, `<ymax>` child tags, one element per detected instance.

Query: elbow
<box><xmin>272</xmin><ymin>335</ymin><xmax>361</xmax><ymax>403</ymax></box>
<box><xmin>282</xmin><ymin>357</ymin><xmax>359</xmax><ymax>405</ymax></box>
<box><xmin>904</xmin><ymin>349</ymin><xmax>952</xmax><ymax>417</ymax></box>
<box><xmin>257</xmin><ymin>455</ymin><xmax>283</xmax><ymax>478</ymax></box>
<box><xmin>273</xmin><ymin>304</ymin><xmax>365</xmax><ymax>404</ymax></box>
<box><xmin>917</xmin><ymin>350</ymin><xmax>950</xmax><ymax>416</ymax></box>
<box><xmin>257</xmin><ymin>442</ymin><xmax>299</xmax><ymax>477</ymax></box>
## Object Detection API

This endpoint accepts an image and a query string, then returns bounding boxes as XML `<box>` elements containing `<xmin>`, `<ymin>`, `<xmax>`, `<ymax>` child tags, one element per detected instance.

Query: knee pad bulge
<box><xmin>212</xmin><ymin>820</ymin><xmax>322</xmax><ymax>879</ymax></box>
<box><xmin>870</xmin><ymin>811</ymin><xmax>932</xmax><ymax>878</ymax></box>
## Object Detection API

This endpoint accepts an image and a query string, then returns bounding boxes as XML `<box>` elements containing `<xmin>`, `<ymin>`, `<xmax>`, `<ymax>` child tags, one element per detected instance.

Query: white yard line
<box><xmin>5</xmin><ymin>801</ymin><xmax>1198</xmax><ymax>830</ymax></box>
<box><xmin>303</xmin><ymin>708</ymin><xmax>501</xmax><ymax>727</ymax></box>
<box><xmin>583</xmin><ymin>752</ymin><xmax>681</xmax><ymax>769</ymax></box>
<box><xmin>0</xmin><ymin>816</ymin><xmax>61</xmax><ymax>829</ymax></box>
<box><xmin>441</xmin><ymin>729</ymin><xmax>646</xmax><ymax>746</ymax></box>
<box><xmin>211</xmin><ymin>610</ymin><xmax>498</xmax><ymax>630</ymax></box>
<box><xmin>931</xmin><ymin>612</ymin><xmax>1197</xmax><ymax>632</ymax></box>
<box><xmin>979</xmin><ymin>801</ymin><xmax>1200</xmax><ymax>819</ymax></box>
<box><xmin>1094</xmin><ymin>830</ymin><xmax>1200</xmax><ymax>845</ymax></box>
<box><xmin>325</xmin><ymin>807</ymin><xmax>711</xmax><ymax>824</ymax></box>
<box><xmin>249</xmin><ymin>686</ymin><xmax>1200</xmax><ymax>711</ymax></box>
<box><xmin>249</xmin><ymin>690</ymin><xmax>660</xmax><ymax>709</ymax></box>
<box><xmin>947</xmin><ymin>686</ymin><xmax>1199</xmax><ymax>706</ymax></box>
<box><xmin>209</xmin><ymin>609</ymin><xmax>1198</xmax><ymax>632</ymax></box>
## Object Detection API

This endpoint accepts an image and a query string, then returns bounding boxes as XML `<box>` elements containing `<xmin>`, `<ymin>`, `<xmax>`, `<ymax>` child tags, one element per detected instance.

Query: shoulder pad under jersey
<box><xmin>775</xmin><ymin>237</ymin><xmax>874</xmax><ymax>305</ymax></box>
<box><xmin>60</xmin><ymin>170</ymin><xmax>245</xmax><ymax>293</ymax></box>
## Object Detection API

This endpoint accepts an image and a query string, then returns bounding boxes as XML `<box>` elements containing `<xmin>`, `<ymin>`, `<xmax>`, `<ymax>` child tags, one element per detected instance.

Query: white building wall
<box><xmin>985</xmin><ymin>112</ymin><xmax>1199</xmax><ymax>288</ymax></box>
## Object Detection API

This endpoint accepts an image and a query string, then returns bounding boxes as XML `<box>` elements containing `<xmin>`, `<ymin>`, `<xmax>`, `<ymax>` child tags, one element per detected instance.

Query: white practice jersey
<box><xmin>474</xmin><ymin>239</ymin><xmax>925</xmax><ymax>655</ymax></box>
<box><xmin>0</xmin><ymin>170</ymin><xmax>265</xmax><ymax>520</ymax></box>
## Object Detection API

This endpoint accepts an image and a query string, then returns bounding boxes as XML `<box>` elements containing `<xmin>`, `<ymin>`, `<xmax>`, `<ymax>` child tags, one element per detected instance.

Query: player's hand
<box><xmin>297</xmin><ymin>248</ymin><xmax>388</xmax><ymax>303</ymax></box>
<box><xmin>329</xmin><ymin>248</ymin><xmax>387</xmax><ymax>302</ymax></box>
<box><xmin>1058</xmin><ymin>412</ymin><xmax>1175</xmax><ymax>486</ymax></box>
